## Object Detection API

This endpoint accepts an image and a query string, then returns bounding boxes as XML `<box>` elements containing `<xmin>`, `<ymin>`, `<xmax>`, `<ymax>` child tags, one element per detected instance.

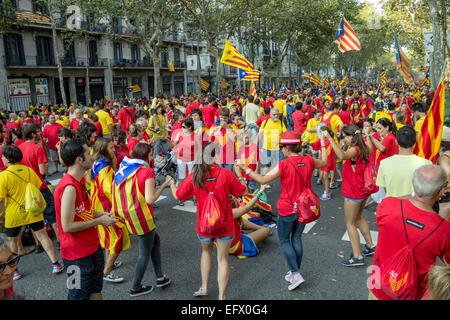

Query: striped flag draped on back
<box><xmin>333</xmin><ymin>17</ymin><xmax>361</xmax><ymax>52</ymax></box>
<box><xmin>414</xmin><ymin>73</ymin><xmax>446</xmax><ymax>163</ymax></box>
<box><xmin>249</xmin><ymin>80</ymin><xmax>257</xmax><ymax>98</ymax></box>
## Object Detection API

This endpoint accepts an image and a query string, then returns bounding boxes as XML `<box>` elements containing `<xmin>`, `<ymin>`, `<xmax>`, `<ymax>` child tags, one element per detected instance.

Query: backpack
<box><xmin>7</xmin><ymin>168</ymin><xmax>46</xmax><ymax>217</ymax></box>
<box><xmin>285</xmin><ymin>104</ymin><xmax>295</xmax><ymax>127</ymax></box>
<box><xmin>379</xmin><ymin>200</ymin><xmax>444</xmax><ymax>300</ymax></box>
<box><xmin>362</xmin><ymin>163</ymin><xmax>379</xmax><ymax>194</ymax></box>
<box><xmin>282</xmin><ymin>159</ymin><xmax>321</xmax><ymax>224</ymax></box>
<box><xmin>198</xmin><ymin>168</ymin><xmax>228</xmax><ymax>236</ymax></box>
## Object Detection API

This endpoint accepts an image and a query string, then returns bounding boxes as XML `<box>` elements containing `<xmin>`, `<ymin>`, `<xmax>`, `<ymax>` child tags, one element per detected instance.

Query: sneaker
<box><xmin>320</xmin><ymin>193</ymin><xmax>331</xmax><ymax>201</ymax></box>
<box><xmin>265</xmin><ymin>184</ymin><xmax>272</xmax><ymax>190</ymax></box>
<box><xmin>52</xmin><ymin>263</ymin><xmax>64</xmax><ymax>274</ymax></box>
<box><xmin>362</xmin><ymin>245</ymin><xmax>376</xmax><ymax>257</ymax></box>
<box><xmin>103</xmin><ymin>272</ymin><xmax>124</xmax><ymax>283</ymax></box>
<box><xmin>329</xmin><ymin>182</ymin><xmax>337</xmax><ymax>189</ymax></box>
<box><xmin>156</xmin><ymin>276</ymin><xmax>171</xmax><ymax>288</ymax></box>
<box><xmin>341</xmin><ymin>254</ymin><xmax>365</xmax><ymax>267</ymax></box>
<box><xmin>130</xmin><ymin>285</ymin><xmax>154</xmax><ymax>297</ymax></box>
<box><xmin>288</xmin><ymin>273</ymin><xmax>305</xmax><ymax>291</ymax></box>
<box><xmin>316</xmin><ymin>178</ymin><xmax>322</xmax><ymax>185</ymax></box>
<box><xmin>112</xmin><ymin>261</ymin><xmax>123</xmax><ymax>270</ymax></box>
<box><xmin>13</xmin><ymin>270</ymin><xmax>23</xmax><ymax>281</ymax></box>
<box><xmin>284</xmin><ymin>271</ymin><xmax>292</xmax><ymax>282</ymax></box>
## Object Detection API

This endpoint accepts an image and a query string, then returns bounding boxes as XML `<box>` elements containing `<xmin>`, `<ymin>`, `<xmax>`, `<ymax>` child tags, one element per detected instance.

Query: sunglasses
<box><xmin>0</xmin><ymin>255</ymin><xmax>20</xmax><ymax>274</ymax></box>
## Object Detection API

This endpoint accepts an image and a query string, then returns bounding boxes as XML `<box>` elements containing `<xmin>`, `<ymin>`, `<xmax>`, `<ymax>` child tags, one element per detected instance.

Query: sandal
<box><xmin>178</xmin><ymin>200</ymin><xmax>184</xmax><ymax>206</ymax></box>
<box><xmin>193</xmin><ymin>287</ymin><xmax>208</xmax><ymax>297</ymax></box>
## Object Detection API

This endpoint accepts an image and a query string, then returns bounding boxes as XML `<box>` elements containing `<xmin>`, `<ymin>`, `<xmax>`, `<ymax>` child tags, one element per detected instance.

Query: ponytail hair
<box><xmin>342</xmin><ymin>124</ymin><xmax>369</xmax><ymax>164</ymax></box>
<box><xmin>192</xmin><ymin>142</ymin><xmax>218</xmax><ymax>189</ymax></box>
<box><xmin>377</xmin><ymin>117</ymin><xmax>397</xmax><ymax>136</ymax></box>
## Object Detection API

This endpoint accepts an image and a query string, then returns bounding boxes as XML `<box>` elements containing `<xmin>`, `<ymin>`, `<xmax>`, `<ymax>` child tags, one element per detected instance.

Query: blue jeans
<box><xmin>277</xmin><ymin>213</ymin><xmax>305</xmax><ymax>273</ymax></box>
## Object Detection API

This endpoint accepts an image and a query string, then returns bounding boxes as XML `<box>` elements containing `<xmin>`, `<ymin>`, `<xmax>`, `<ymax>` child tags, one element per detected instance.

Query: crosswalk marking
<box><xmin>303</xmin><ymin>221</ymin><xmax>317</xmax><ymax>234</ymax></box>
<box><xmin>341</xmin><ymin>230</ymin><xmax>378</xmax><ymax>245</ymax></box>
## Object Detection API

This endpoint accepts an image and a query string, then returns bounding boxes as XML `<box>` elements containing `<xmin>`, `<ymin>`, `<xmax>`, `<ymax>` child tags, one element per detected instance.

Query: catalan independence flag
<box><xmin>91</xmin><ymin>158</ymin><xmax>130</xmax><ymax>254</ymax></box>
<box><xmin>240</xmin><ymin>68</ymin><xmax>260</xmax><ymax>81</ymax></box>
<box><xmin>113</xmin><ymin>157</ymin><xmax>156</xmax><ymax>235</ymax></box>
<box><xmin>301</xmin><ymin>67</ymin><xmax>310</xmax><ymax>79</ymax></box>
<box><xmin>200</xmin><ymin>78</ymin><xmax>210</xmax><ymax>91</ymax></box>
<box><xmin>339</xmin><ymin>76</ymin><xmax>349</xmax><ymax>86</ymax></box>
<box><xmin>322</xmin><ymin>76</ymin><xmax>330</xmax><ymax>88</ymax></box>
<box><xmin>395</xmin><ymin>33</ymin><xmax>414</xmax><ymax>85</ymax></box>
<box><xmin>220</xmin><ymin>39</ymin><xmax>253</xmax><ymax>72</ymax></box>
<box><xmin>414</xmin><ymin>73</ymin><xmax>446</xmax><ymax>163</ymax></box>
<box><xmin>333</xmin><ymin>16</ymin><xmax>361</xmax><ymax>52</ymax></box>
<box><xmin>267</xmin><ymin>81</ymin><xmax>274</xmax><ymax>95</ymax></box>
<box><xmin>249</xmin><ymin>80</ymin><xmax>257</xmax><ymax>98</ymax></box>
<box><xmin>380</xmin><ymin>65</ymin><xmax>386</xmax><ymax>88</ymax></box>
<box><xmin>309</xmin><ymin>72</ymin><xmax>320</xmax><ymax>85</ymax></box>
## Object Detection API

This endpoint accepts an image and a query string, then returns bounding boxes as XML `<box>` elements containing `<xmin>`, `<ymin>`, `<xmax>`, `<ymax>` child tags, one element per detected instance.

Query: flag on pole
<box><xmin>280</xmin><ymin>84</ymin><xmax>286</xmax><ymax>92</ymax></box>
<box><xmin>249</xmin><ymin>80</ymin><xmax>257</xmax><ymax>98</ymax></box>
<box><xmin>414</xmin><ymin>71</ymin><xmax>446</xmax><ymax>163</ymax></box>
<box><xmin>239</xmin><ymin>68</ymin><xmax>260</xmax><ymax>81</ymax></box>
<box><xmin>420</xmin><ymin>66</ymin><xmax>430</xmax><ymax>88</ymax></box>
<box><xmin>200</xmin><ymin>78</ymin><xmax>210</xmax><ymax>91</ymax></box>
<box><xmin>339</xmin><ymin>76</ymin><xmax>349</xmax><ymax>86</ymax></box>
<box><xmin>322</xmin><ymin>76</ymin><xmax>330</xmax><ymax>87</ymax></box>
<box><xmin>295</xmin><ymin>79</ymin><xmax>301</xmax><ymax>90</ymax></box>
<box><xmin>309</xmin><ymin>72</ymin><xmax>320</xmax><ymax>85</ymax></box>
<box><xmin>380</xmin><ymin>65</ymin><xmax>386</xmax><ymax>88</ymax></box>
<box><xmin>331</xmin><ymin>86</ymin><xmax>337</xmax><ymax>96</ymax></box>
<box><xmin>301</xmin><ymin>68</ymin><xmax>310</xmax><ymax>79</ymax></box>
<box><xmin>220</xmin><ymin>39</ymin><xmax>253</xmax><ymax>72</ymax></box>
<box><xmin>219</xmin><ymin>80</ymin><xmax>229</xmax><ymax>89</ymax></box>
<box><xmin>127</xmin><ymin>85</ymin><xmax>141</xmax><ymax>93</ymax></box>
<box><xmin>333</xmin><ymin>16</ymin><xmax>361</xmax><ymax>52</ymax></box>
<box><xmin>394</xmin><ymin>33</ymin><xmax>414</xmax><ymax>85</ymax></box>
<box><xmin>267</xmin><ymin>81</ymin><xmax>274</xmax><ymax>95</ymax></box>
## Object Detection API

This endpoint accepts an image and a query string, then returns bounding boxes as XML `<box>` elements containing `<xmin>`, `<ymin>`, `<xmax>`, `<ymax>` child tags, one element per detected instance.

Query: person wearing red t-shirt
<box><xmin>237</xmin><ymin>131</ymin><xmax>260</xmax><ymax>192</ymax></box>
<box><xmin>5</xmin><ymin>113</ymin><xmax>19</xmax><ymax>131</ymax></box>
<box><xmin>69</xmin><ymin>109</ymin><xmax>84</xmax><ymax>132</ymax></box>
<box><xmin>208</xmin><ymin>108</ymin><xmax>237</xmax><ymax>170</ymax></box>
<box><xmin>55</xmin><ymin>139</ymin><xmax>117</xmax><ymax>300</ymax></box>
<box><xmin>236</xmin><ymin>131</ymin><xmax>328</xmax><ymax>291</ymax></box>
<box><xmin>367</xmin><ymin>118</ymin><xmax>399</xmax><ymax>172</ymax></box>
<box><xmin>314</xmin><ymin>93</ymin><xmax>324</xmax><ymax>111</ymax></box>
<box><xmin>127</xmin><ymin>124</ymin><xmax>145</xmax><ymax>154</ymax></box>
<box><xmin>369</xmin><ymin>165</ymin><xmax>450</xmax><ymax>300</ymax></box>
<box><xmin>261</xmin><ymin>96</ymin><xmax>273</xmax><ymax>109</ymax></box>
<box><xmin>302</xmin><ymin>100</ymin><xmax>317</xmax><ymax>121</ymax></box>
<box><xmin>338</xmin><ymin>104</ymin><xmax>352</xmax><ymax>126</ymax></box>
<box><xmin>324</xmin><ymin>124</ymin><xmax>377</xmax><ymax>266</ymax></box>
<box><xmin>117</xmin><ymin>102</ymin><xmax>135</xmax><ymax>132</ymax></box>
<box><xmin>292</xmin><ymin>103</ymin><xmax>307</xmax><ymax>137</ymax></box>
<box><xmin>202</xmin><ymin>98</ymin><xmax>217</xmax><ymax>129</ymax></box>
<box><xmin>255</xmin><ymin>107</ymin><xmax>271</xmax><ymax>127</ymax></box>
<box><xmin>112</xmin><ymin>129</ymin><xmax>128</xmax><ymax>170</ymax></box>
<box><xmin>42</xmin><ymin>115</ymin><xmax>63</xmax><ymax>174</ymax></box>
<box><xmin>311</xmin><ymin>126</ymin><xmax>336</xmax><ymax>200</ymax></box>
<box><xmin>170</xmin><ymin>142</ymin><xmax>246</xmax><ymax>299</ymax></box>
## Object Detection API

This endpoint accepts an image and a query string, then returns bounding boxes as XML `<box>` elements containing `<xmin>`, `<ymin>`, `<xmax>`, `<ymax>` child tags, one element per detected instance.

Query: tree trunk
<box><xmin>51</xmin><ymin>17</ymin><xmax>66</xmax><ymax>107</ymax></box>
<box><xmin>152</xmin><ymin>47</ymin><xmax>162</xmax><ymax>96</ymax></box>
<box><xmin>428</xmin><ymin>0</ymin><xmax>444</xmax><ymax>90</ymax></box>
<box><xmin>85</xmin><ymin>35</ymin><xmax>91</xmax><ymax>105</ymax></box>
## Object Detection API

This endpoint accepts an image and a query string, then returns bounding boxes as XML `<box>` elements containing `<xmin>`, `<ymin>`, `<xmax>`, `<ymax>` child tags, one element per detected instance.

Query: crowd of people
<box><xmin>0</xmin><ymin>81</ymin><xmax>450</xmax><ymax>300</ymax></box>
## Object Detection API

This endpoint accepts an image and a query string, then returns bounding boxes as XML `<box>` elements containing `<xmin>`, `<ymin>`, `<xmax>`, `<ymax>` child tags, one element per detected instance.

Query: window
<box><xmin>173</xmin><ymin>47</ymin><xmax>180</xmax><ymax>66</ymax></box>
<box><xmin>63</xmin><ymin>40</ymin><xmax>76</xmax><ymax>66</ymax></box>
<box><xmin>3</xmin><ymin>34</ymin><xmax>25</xmax><ymax>66</ymax></box>
<box><xmin>32</xmin><ymin>0</ymin><xmax>48</xmax><ymax>15</ymax></box>
<box><xmin>36</xmin><ymin>36</ymin><xmax>54</xmax><ymax>66</ymax></box>
<box><xmin>131</xmin><ymin>44</ymin><xmax>140</xmax><ymax>64</ymax></box>
<box><xmin>113</xmin><ymin>42</ymin><xmax>123</xmax><ymax>65</ymax></box>
<box><xmin>161</xmin><ymin>47</ymin><xmax>168</xmax><ymax>67</ymax></box>
<box><xmin>112</xmin><ymin>17</ymin><xmax>122</xmax><ymax>34</ymax></box>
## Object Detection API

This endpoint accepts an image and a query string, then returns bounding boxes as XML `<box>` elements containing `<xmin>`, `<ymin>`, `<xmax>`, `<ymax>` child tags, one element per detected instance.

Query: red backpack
<box><xmin>283</xmin><ymin>159</ymin><xmax>321</xmax><ymax>224</ymax></box>
<box><xmin>379</xmin><ymin>200</ymin><xmax>444</xmax><ymax>300</ymax></box>
<box><xmin>198</xmin><ymin>168</ymin><xmax>228</xmax><ymax>236</ymax></box>
<box><xmin>362</xmin><ymin>164</ymin><xmax>379</xmax><ymax>194</ymax></box>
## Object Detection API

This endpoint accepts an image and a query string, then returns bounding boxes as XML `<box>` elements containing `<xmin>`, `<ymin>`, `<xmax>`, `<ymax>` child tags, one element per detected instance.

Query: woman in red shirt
<box><xmin>324</xmin><ymin>124</ymin><xmax>376</xmax><ymax>267</ymax></box>
<box><xmin>170</xmin><ymin>142</ymin><xmax>246</xmax><ymax>300</ymax></box>
<box><xmin>112</xmin><ymin>129</ymin><xmax>128</xmax><ymax>169</ymax></box>
<box><xmin>236</xmin><ymin>131</ymin><xmax>328</xmax><ymax>291</ymax></box>
<box><xmin>127</xmin><ymin>124</ymin><xmax>144</xmax><ymax>154</ymax></box>
<box><xmin>367</xmin><ymin>118</ymin><xmax>398</xmax><ymax>172</ymax></box>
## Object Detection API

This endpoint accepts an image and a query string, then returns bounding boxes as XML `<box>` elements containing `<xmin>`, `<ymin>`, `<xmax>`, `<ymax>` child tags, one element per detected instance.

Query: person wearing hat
<box><xmin>236</xmin><ymin>130</ymin><xmax>328</xmax><ymax>291</ymax></box>
<box><xmin>369</xmin><ymin>102</ymin><xmax>392</xmax><ymax>123</ymax></box>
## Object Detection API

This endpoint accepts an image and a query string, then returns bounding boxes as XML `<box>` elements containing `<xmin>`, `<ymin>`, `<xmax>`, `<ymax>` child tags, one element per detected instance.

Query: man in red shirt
<box><xmin>117</xmin><ymin>101</ymin><xmax>135</xmax><ymax>132</ymax></box>
<box><xmin>55</xmin><ymin>139</ymin><xmax>117</xmax><ymax>300</ymax></box>
<box><xmin>5</xmin><ymin>113</ymin><xmax>19</xmax><ymax>131</ymax></box>
<box><xmin>369</xmin><ymin>165</ymin><xmax>450</xmax><ymax>300</ymax></box>
<box><xmin>69</xmin><ymin>108</ymin><xmax>84</xmax><ymax>132</ymax></box>
<box><xmin>202</xmin><ymin>97</ymin><xmax>217</xmax><ymax>129</ymax></box>
<box><xmin>255</xmin><ymin>107</ymin><xmax>271</xmax><ymax>127</ymax></box>
<box><xmin>292</xmin><ymin>102</ymin><xmax>307</xmax><ymax>137</ymax></box>
<box><xmin>208</xmin><ymin>108</ymin><xmax>237</xmax><ymax>170</ymax></box>
<box><xmin>43</xmin><ymin>115</ymin><xmax>63</xmax><ymax>174</ymax></box>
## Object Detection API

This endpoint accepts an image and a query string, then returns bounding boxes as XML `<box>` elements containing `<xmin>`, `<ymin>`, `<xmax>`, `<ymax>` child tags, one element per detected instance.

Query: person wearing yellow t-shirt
<box><xmin>370</xmin><ymin>102</ymin><xmax>392</xmax><ymax>123</ymax></box>
<box><xmin>273</xmin><ymin>94</ymin><xmax>287</xmax><ymax>117</ymax></box>
<box><xmin>0</xmin><ymin>146</ymin><xmax>63</xmax><ymax>276</ymax></box>
<box><xmin>394</xmin><ymin>111</ymin><xmax>406</xmax><ymax>131</ymax></box>
<box><xmin>258</xmin><ymin>108</ymin><xmax>286</xmax><ymax>186</ymax></box>
<box><xmin>95</xmin><ymin>106</ymin><xmax>115</xmax><ymax>137</ymax></box>
<box><xmin>412</xmin><ymin>102</ymin><xmax>428</xmax><ymax>135</ymax></box>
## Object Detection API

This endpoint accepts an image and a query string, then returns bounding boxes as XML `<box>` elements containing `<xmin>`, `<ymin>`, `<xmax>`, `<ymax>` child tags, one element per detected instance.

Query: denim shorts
<box><xmin>261</xmin><ymin>149</ymin><xmax>283</xmax><ymax>166</ymax></box>
<box><xmin>62</xmin><ymin>247</ymin><xmax>104</xmax><ymax>300</ymax></box>
<box><xmin>343</xmin><ymin>196</ymin><xmax>368</xmax><ymax>203</ymax></box>
<box><xmin>197</xmin><ymin>234</ymin><xmax>234</xmax><ymax>244</ymax></box>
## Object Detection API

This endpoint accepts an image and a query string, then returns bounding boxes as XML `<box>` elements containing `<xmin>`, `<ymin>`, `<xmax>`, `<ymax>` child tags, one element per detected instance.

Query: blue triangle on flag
<box><xmin>238</xmin><ymin>68</ymin><xmax>248</xmax><ymax>81</ymax></box>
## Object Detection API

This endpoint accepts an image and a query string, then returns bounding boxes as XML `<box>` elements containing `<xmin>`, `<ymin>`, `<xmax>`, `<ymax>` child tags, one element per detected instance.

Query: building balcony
<box><xmin>3</xmin><ymin>55</ymin><xmax>26</xmax><ymax>66</ymax></box>
<box><xmin>4</xmin><ymin>55</ymin><xmax>109</xmax><ymax>68</ymax></box>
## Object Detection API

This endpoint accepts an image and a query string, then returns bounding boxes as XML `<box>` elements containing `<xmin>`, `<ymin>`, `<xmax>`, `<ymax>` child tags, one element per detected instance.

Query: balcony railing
<box><xmin>36</xmin><ymin>55</ymin><xmax>55</xmax><ymax>66</ymax></box>
<box><xmin>3</xmin><ymin>55</ymin><xmax>26</xmax><ymax>66</ymax></box>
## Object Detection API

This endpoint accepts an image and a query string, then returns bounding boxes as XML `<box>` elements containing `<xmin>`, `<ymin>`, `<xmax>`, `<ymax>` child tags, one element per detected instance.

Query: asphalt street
<box><xmin>6</xmin><ymin>164</ymin><xmax>379</xmax><ymax>301</ymax></box>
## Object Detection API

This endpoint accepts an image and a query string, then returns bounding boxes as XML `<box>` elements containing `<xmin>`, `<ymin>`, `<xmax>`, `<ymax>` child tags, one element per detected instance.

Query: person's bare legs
<box><xmin>104</xmin><ymin>250</ymin><xmax>120</xmax><ymax>275</ymax></box>
<box><xmin>90</xmin><ymin>293</ymin><xmax>102</xmax><ymax>300</ymax></box>
<box><xmin>216</xmin><ymin>241</ymin><xmax>231</xmax><ymax>300</ymax></box>
<box><xmin>322</xmin><ymin>171</ymin><xmax>330</xmax><ymax>195</ymax></box>
<box><xmin>355</xmin><ymin>199</ymin><xmax>374</xmax><ymax>248</ymax></box>
<box><xmin>247</xmin><ymin>228</ymin><xmax>271</xmax><ymax>246</ymax></box>
<box><xmin>34</xmin><ymin>228</ymin><xmax>58</xmax><ymax>263</ymax></box>
<box><xmin>196</xmin><ymin>242</ymin><xmax>213</xmax><ymax>295</ymax></box>
<box><xmin>344</xmin><ymin>200</ymin><xmax>363</xmax><ymax>258</ymax></box>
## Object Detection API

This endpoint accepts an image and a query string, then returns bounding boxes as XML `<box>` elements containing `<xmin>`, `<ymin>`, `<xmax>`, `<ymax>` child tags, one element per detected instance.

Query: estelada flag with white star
<box><xmin>334</xmin><ymin>17</ymin><xmax>361</xmax><ymax>52</ymax></box>
<box><xmin>221</xmin><ymin>39</ymin><xmax>253</xmax><ymax>72</ymax></box>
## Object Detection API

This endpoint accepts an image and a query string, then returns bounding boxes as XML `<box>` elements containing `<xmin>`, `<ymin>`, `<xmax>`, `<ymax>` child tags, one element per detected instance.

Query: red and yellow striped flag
<box><xmin>249</xmin><ymin>80</ymin><xmax>257</xmax><ymax>99</ymax></box>
<box><xmin>220</xmin><ymin>39</ymin><xmax>253</xmax><ymax>72</ymax></box>
<box><xmin>414</xmin><ymin>74</ymin><xmax>446</xmax><ymax>163</ymax></box>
